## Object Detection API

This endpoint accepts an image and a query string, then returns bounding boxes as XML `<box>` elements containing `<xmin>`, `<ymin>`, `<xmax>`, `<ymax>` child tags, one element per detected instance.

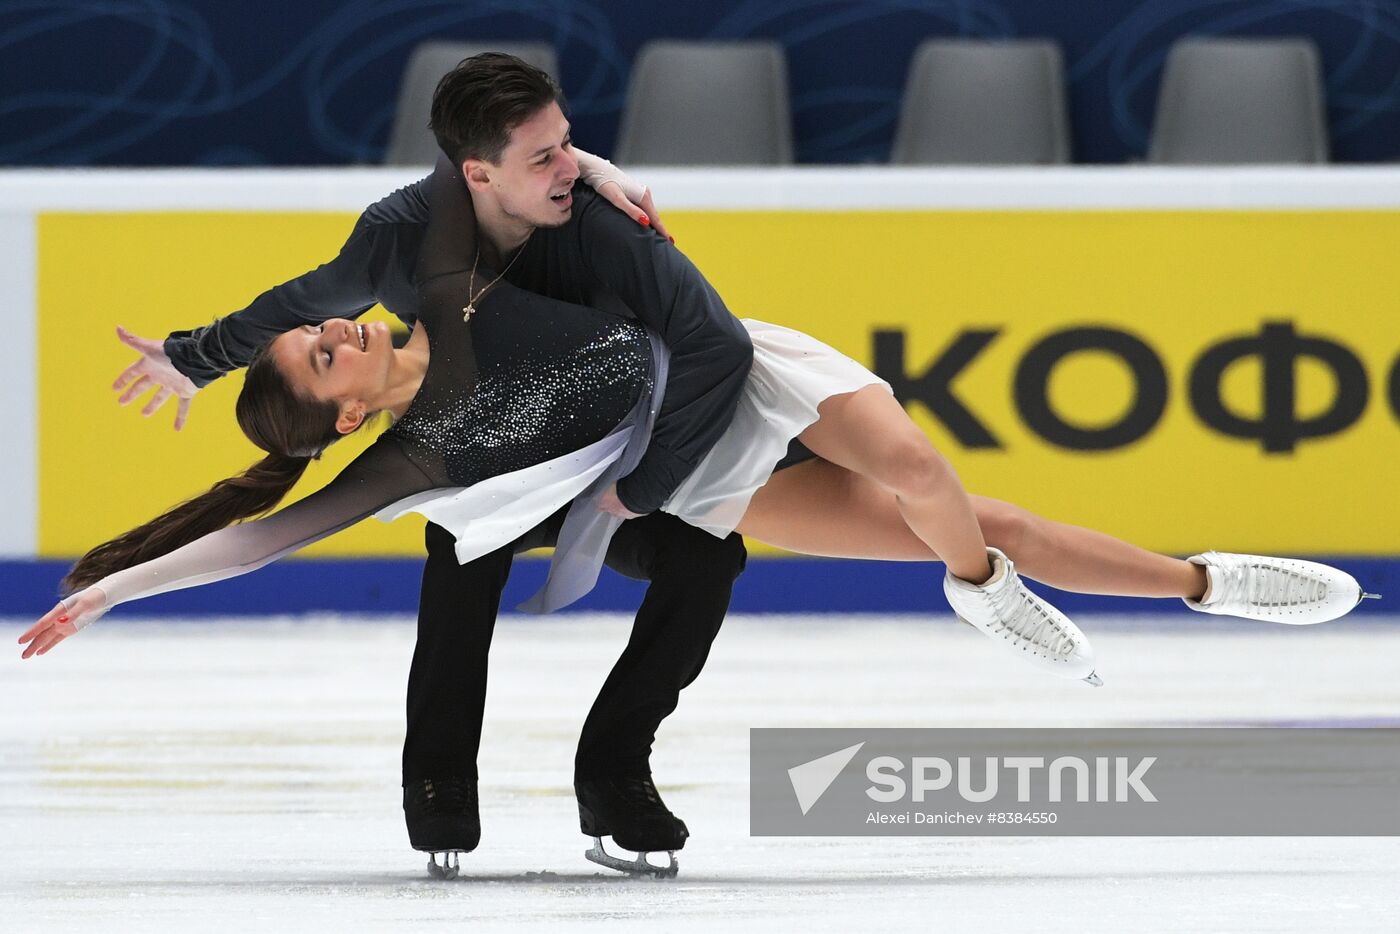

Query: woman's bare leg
<box><xmin>976</xmin><ymin>496</ymin><xmax>1206</xmax><ymax>598</ymax></box>
<box><xmin>739</xmin><ymin>459</ymin><xmax>1208</xmax><ymax>599</ymax></box>
<box><xmin>796</xmin><ymin>386</ymin><xmax>991</xmax><ymax>582</ymax></box>
<box><xmin>737</xmin><ymin>459</ymin><xmax>934</xmax><ymax>560</ymax></box>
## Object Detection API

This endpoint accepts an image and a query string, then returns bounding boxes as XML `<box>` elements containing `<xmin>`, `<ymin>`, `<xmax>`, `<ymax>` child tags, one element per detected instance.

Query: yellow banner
<box><xmin>38</xmin><ymin>209</ymin><xmax>1400</xmax><ymax>558</ymax></box>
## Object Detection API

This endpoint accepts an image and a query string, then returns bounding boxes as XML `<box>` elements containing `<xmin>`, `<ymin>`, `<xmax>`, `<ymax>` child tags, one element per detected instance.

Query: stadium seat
<box><xmin>892</xmin><ymin>39</ymin><xmax>1070</xmax><ymax>165</ymax></box>
<box><xmin>385</xmin><ymin>41</ymin><xmax>560</xmax><ymax>166</ymax></box>
<box><xmin>614</xmin><ymin>41</ymin><xmax>794</xmax><ymax>165</ymax></box>
<box><xmin>1148</xmin><ymin>38</ymin><xmax>1328</xmax><ymax>164</ymax></box>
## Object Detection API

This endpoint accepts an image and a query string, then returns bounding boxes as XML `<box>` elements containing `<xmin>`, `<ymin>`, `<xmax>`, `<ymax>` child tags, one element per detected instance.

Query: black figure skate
<box><xmin>576</xmin><ymin>775</ymin><xmax>687</xmax><ymax>879</ymax></box>
<box><xmin>404</xmin><ymin>777</ymin><xmax>480</xmax><ymax>880</ymax></box>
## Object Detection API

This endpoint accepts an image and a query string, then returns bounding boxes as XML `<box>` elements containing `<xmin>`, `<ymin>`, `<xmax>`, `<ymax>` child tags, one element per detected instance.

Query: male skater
<box><xmin>115</xmin><ymin>53</ymin><xmax>769</xmax><ymax>877</ymax></box>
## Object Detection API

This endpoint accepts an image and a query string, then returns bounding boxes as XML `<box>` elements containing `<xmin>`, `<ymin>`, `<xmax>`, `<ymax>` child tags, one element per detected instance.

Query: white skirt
<box><xmin>661</xmin><ymin>319</ymin><xmax>891</xmax><ymax>537</ymax></box>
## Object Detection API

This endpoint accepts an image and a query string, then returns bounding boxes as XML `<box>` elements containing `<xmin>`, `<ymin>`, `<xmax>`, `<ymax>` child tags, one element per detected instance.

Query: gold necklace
<box><xmin>463</xmin><ymin>230</ymin><xmax>533</xmax><ymax>322</ymax></box>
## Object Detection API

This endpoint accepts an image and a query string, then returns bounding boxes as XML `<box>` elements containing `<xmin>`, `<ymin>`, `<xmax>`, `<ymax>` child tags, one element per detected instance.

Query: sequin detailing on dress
<box><xmin>388</xmin><ymin>317</ymin><xmax>652</xmax><ymax>486</ymax></box>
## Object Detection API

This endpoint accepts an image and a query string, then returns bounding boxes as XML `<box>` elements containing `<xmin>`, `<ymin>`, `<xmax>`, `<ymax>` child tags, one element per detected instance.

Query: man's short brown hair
<box><xmin>430</xmin><ymin>52</ymin><xmax>565</xmax><ymax>165</ymax></box>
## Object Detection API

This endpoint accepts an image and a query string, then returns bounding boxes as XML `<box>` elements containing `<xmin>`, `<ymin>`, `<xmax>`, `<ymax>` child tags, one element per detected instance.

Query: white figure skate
<box><xmin>944</xmin><ymin>547</ymin><xmax>1101</xmax><ymax>686</ymax></box>
<box><xmin>1184</xmin><ymin>552</ymin><xmax>1378</xmax><ymax>624</ymax></box>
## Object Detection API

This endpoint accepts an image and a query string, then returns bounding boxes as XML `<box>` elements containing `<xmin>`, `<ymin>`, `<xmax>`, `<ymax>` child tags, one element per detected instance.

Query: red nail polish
<box><xmin>57</xmin><ymin>615</ymin><xmax>69</xmax><ymax>623</ymax></box>
<box><xmin>668</xmin><ymin>236</ymin><xmax>675</xmax><ymax>245</ymax></box>
<box><xmin>638</xmin><ymin>214</ymin><xmax>650</xmax><ymax>227</ymax></box>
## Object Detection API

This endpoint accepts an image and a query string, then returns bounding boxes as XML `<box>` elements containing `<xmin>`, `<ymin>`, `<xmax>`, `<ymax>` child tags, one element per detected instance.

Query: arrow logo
<box><xmin>788</xmin><ymin>742</ymin><xmax>865</xmax><ymax>815</ymax></box>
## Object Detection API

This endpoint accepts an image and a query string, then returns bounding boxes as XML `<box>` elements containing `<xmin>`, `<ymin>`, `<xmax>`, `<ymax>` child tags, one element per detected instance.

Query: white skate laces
<box><xmin>943</xmin><ymin>547</ymin><xmax>1101</xmax><ymax>686</ymax></box>
<box><xmin>1184</xmin><ymin>552</ymin><xmax>1376</xmax><ymax>624</ymax></box>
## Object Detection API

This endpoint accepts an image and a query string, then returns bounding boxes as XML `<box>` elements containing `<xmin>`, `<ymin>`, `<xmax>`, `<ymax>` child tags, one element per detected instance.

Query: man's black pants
<box><xmin>402</xmin><ymin>509</ymin><xmax>746</xmax><ymax>784</ymax></box>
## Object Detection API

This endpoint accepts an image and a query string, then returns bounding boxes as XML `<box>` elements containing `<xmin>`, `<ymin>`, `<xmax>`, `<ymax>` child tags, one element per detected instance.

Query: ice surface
<box><xmin>3</xmin><ymin>614</ymin><xmax>1398</xmax><ymax>932</ymax></box>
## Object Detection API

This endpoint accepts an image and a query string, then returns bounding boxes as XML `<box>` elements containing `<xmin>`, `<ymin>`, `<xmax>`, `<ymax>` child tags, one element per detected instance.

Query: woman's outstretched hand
<box><xmin>19</xmin><ymin>590</ymin><xmax>106</xmax><ymax>658</ymax></box>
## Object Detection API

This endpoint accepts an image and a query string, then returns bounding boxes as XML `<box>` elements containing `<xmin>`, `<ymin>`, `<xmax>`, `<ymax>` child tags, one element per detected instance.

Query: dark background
<box><xmin>4</xmin><ymin>0</ymin><xmax>1398</xmax><ymax>166</ymax></box>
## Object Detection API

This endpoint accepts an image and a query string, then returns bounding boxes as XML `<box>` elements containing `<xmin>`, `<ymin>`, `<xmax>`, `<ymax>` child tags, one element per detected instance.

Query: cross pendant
<box><xmin>462</xmin><ymin>303</ymin><xmax>475</xmax><ymax>323</ymax></box>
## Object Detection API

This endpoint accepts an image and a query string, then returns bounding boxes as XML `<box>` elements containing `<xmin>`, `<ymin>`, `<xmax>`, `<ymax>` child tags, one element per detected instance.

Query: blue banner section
<box><xmin>3</xmin><ymin>1</ymin><xmax>1398</xmax><ymax>166</ymax></box>
<box><xmin>2</xmin><ymin>557</ymin><xmax>1394</xmax><ymax>619</ymax></box>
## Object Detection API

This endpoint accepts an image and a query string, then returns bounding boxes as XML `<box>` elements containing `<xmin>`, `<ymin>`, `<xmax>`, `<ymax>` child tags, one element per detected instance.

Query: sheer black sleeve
<box><xmin>416</xmin><ymin>153</ymin><xmax>485</xmax><ymax>287</ymax></box>
<box><xmin>86</xmin><ymin>440</ymin><xmax>432</xmax><ymax>611</ymax></box>
<box><xmin>413</xmin><ymin>152</ymin><xmax>492</xmax><ymax>388</ymax></box>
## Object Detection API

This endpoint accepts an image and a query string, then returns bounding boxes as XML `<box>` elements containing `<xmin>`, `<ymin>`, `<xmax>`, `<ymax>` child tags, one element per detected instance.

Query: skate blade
<box><xmin>426</xmin><ymin>850</ymin><xmax>462</xmax><ymax>880</ymax></box>
<box><xmin>584</xmin><ymin>837</ymin><xmax>678</xmax><ymax>879</ymax></box>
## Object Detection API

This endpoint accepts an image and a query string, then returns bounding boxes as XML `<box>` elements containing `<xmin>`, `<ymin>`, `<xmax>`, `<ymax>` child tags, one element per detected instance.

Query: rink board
<box><xmin>3</xmin><ymin>168</ymin><xmax>1400</xmax><ymax>614</ymax></box>
<box><xmin>3</xmin><ymin>554</ymin><xmax>1397</xmax><ymax>619</ymax></box>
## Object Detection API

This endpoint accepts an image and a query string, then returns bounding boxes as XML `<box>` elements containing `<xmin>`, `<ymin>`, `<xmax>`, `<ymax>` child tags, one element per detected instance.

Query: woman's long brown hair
<box><xmin>63</xmin><ymin>342</ymin><xmax>344</xmax><ymax>592</ymax></box>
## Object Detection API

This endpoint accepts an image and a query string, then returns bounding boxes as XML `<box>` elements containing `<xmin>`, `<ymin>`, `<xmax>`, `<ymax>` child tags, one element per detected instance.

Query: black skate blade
<box><xmin>584</xmin><ymin>837</ymin><xmax>678</xmax><ymax>879</ymax></box>
<box><xmin>426</xmin><ymin>850</ymin><xmax>462</xmax><ymax>880</ymax></box>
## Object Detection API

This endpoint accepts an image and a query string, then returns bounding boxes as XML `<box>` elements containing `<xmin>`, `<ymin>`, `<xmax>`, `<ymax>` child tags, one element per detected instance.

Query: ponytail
<box><xmin>63</xmin><ymin>454</ymin><xmax>312</xmax><ymax>592</ymax></box>
<box><xmin>64</xmin><ymin>340</ymin><xmax>345</xmax><ymax>594</ymax></box>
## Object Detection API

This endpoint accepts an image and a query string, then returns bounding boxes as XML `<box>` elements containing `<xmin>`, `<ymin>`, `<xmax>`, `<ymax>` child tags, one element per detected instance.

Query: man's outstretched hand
<box><xmin>112</xmin><ymin>326</ymin><xmax>198</xmax><ymax>430</ymax></box>
<box><xmin>597</xmin><ymin>483</ymin><xmax>644</xmax><ymax>520</ymax></box>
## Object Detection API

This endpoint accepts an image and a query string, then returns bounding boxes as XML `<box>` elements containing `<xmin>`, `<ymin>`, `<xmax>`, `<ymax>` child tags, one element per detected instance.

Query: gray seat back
<box><xmin>385</xmin><ymin>41</ymin><xmax>559</xmax><ymax>166</ymax></box>
<box><xmin>1148</xmin><ymin>38</ymin><xmax>1328</xmax><ymax>164</ymax></box>
<box><xmin>892</xmin><ymin>39</ymin><xmax>1070</xmax><ymax>165</ymax></box>
<box><xmin>615</xmin><ymin>41</ymin><xmax>794</xmax><ymax>165</ymax></box>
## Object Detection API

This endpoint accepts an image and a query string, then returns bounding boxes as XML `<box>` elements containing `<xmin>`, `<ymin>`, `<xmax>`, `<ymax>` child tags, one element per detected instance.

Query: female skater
<box><xmin>20</xmin><ymin>156</ymin><xmax>1367</xmax><ymax>682</ymax></box>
